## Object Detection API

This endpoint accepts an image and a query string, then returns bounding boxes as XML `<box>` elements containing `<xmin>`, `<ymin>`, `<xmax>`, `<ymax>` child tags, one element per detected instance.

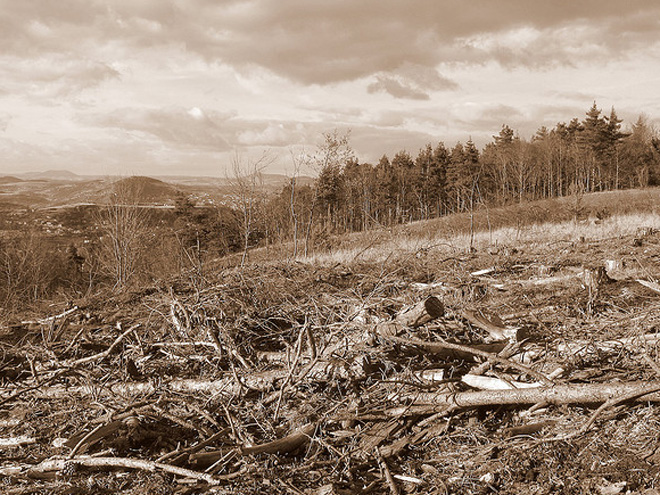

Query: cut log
<box><xmin>395</xmin><ymin>296</ymin><xmax>445</xmax><ymax>328</ymax></box>
<box><xmin>375</xmin><ymin>296</ymin><xmax>444</xmax><ymax>338</ymax></box>
<box><xmin>386</xmin><ymin>380</ymin><xmax>660</xmax><ymax>417</ymax></box>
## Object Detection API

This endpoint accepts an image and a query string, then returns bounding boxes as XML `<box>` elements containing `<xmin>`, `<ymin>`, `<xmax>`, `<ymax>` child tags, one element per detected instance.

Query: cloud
<box><xmin>0</xmin><ymin>56</ymin><xmax>120</xmax><ymax>100</ymax></box>
<box><xmin>3</xmin><ymin>0</ymin><xmax>659</xmax><ymax>86</ymax></box>
<box><xmin>368</xmin><ymin>77</ymin><xmax>430</xmax><ymax>100</ymax></box>
<box><xmin>93</xmin><ymin>107</ymin><xmax>234</xmax><ymax>152</ymax></box>
<box><xmin>237</xmin><ymin>123</ymin><xmax>293</xmax><ymax>146</ymax></box>
<box><xmin>367</xmin><ymin>63</ymin><xmax>458</xmax><ymax>99</ymax></box>
<box><xmin>0</xmin><ymin>113</ymin><xmax>10</xmax><ymax>132</ymax></box>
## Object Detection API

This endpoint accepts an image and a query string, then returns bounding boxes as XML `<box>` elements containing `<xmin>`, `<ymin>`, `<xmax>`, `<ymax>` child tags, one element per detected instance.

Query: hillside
<box><xmin>0</xmin><ymin>171</ymin><xmax>309</xmax><ymax>208</ymax></box>
<box><xmin>3</xmin><ymin>189</ymin><xmax>660</xmax><ymax>493</ymax></box>
<box><xmin>110</xmin><ymin>176</ymin><xmax>182</xmax><ymax>205</ymax></box>
<box><xmin>0</xmin><ymin>176</ymin><xmax>22</xmax><ymax>184</ymax></box>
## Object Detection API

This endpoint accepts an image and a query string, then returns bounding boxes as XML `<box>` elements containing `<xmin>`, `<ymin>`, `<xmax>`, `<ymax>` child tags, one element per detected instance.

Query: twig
<box><xmin>305</xmin><ymin>320</ymin><xmax>317</xmax><ymax>359</ymax></box>
<box><xmin>21</xmin><ymin>306</ymin><xmax>78</xmax><ymax>326</ymax></box>
<box><xmin>66</xmin><ymin>324</ymin><xmax>140</xmax><ymax>367</ymax></box>
<box><xmin>61</xmin><ymin>326</ymin><xmax>86</xmax><ymax>357</ymax></box>
<box><xmin>150</xmin><ymin>404</ymin><xmax>213</xmax><ymax>437</ymax></box>
<box><xmin>375</xmin><ymin>446</ymin><xmax>400</xmax><ymax>495</ymax></box>
<box><xmin>156</xmin><ymin>428</ymin><xmax>230</xmax><ymax>463</ymax></box>
<box><xmin>0</xmin><ymin>373</ymin><xmax>61</xmax><ymax>408</ymax></box>
<box><xmin>68</xmin><ymin>421</ymin><xmax>124</xmax><ymax>458</ymax></box>
<box><xmin>274</xmin><ymin>322</ymin><xmax>307</xmax><ymax>419</ymax></box>
<box><xmin>642</xmin><ymin>353</ymin><xmax>660</xmax><ymax>378</ymax></box>
<box><xmin>470</xmin><ymin>341</ymin><xmax>520</xmax><ymax>376</ymax></box>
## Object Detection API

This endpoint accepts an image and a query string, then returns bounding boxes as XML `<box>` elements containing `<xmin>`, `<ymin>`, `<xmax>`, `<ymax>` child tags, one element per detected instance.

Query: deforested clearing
<box><xmin>3</xmin><ymin>188</ymin><xmax>660</xmax><ymax>494</ymax></box>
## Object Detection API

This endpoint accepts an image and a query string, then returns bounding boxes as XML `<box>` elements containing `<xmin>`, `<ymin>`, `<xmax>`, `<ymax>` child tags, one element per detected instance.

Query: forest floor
<box><xmin>3</xmin><ymin>208</ymin><xmax>660</xmax><ymax>494</ymax></box>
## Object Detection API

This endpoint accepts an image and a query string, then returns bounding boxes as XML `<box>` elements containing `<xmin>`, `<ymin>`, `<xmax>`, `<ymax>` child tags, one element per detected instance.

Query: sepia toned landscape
<box><xmin>4</xmin><ymin>1</ymin><xmax>660</xmax><ymax>494</ymax></box>
<box><xmin>3</xmin><ymin>126</ymin><xmax>660</xmax><ymax>493</ymax></box>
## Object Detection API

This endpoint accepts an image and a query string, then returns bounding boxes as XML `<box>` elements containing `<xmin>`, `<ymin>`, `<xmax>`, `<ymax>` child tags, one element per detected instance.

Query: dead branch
<box><xmin>0</xmin><ymin>436</ymin><xmax>36</xmax><ymax>448</ymax></box>
<box><xmin>0</xmin><ymin>455</ymin><xmax>224</xmax><ymax>485</ymax></box>
<box><xmin>386</xmin><ymin>335</ymin><xmax>550</xmax><ymax>384</ymax></box>
<box><xmin>375</xmin><ymin>446</ymin><xmax>400</xmax><ymax>495</ymax></box>
<box><xmin>240</xmin><ymin>422</ymin><xmax>316</xmax><ymax>455</ymax></box>
<box><xmin>556</xmin><ymin>333</ymin><xmax>660</xmax><ymax>358</ymax></box>
<box><xmin>28</xmin><ymin>372</ymin><xmax>282</xmax><ymax>399</ymax></box>
<box><xmin>21</xmin><ymin>306</ymin><xmax>78</xmax><ymax>326</ymax></box>
<box><xmin>64</xmin><ymin>324</ymin><xmax>140</xmax><ymax>367</ymax></box>
<box><xmin>543</xmin><ymin>382</ymin><xmax>660</xmax><ymax>441</ymax></box>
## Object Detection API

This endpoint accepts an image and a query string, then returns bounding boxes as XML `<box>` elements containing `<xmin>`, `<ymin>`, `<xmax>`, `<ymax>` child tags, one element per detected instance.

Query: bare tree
<box><xmin>228</xmin><ymin>152</ymin><xmax>272</xmax><ymax>267</ymax></box>
<box><xmin>288</xmin><ymin>147</ymin><xmax>314</xmax><ymax>259</ymax></box>
<box><xmin>97</xmin><ymin>178</ymin><xmax>149</xmax><ymax>290</ymax></box>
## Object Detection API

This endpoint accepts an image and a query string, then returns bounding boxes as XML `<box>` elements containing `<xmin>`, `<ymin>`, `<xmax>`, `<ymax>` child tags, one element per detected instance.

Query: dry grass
<box><xmin>294</xmin><ymin>188</ymin><xmax>660</xmax><ymax>267</ymax></box>
<box><xmin>301</xmin><ymin>211</ymin><xmax>660</xmax><ymax>266</ymax></box>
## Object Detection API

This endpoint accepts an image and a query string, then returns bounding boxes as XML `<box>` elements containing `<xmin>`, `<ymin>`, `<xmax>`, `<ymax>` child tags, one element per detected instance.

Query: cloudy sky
<box><xmin>2</xmin><ymin>1</ymin><xmax>660</xmax><ymax>177</ymax></box>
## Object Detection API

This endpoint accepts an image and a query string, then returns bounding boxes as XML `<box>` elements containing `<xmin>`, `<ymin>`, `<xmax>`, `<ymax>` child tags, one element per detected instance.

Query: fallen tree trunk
<box><xmin>384</xmin><ymin>380</ymin><xmax>660</xmax><ymax>417</ymax></box>
<box><xmin>9</xmin><ymin>354</ymin><xmax>371</xmax><ymax>400</ymax></box>
<box><xmin>17</xmin><ymin>373</ymin><xmax>281</xmax><ymax>399</ymax></box>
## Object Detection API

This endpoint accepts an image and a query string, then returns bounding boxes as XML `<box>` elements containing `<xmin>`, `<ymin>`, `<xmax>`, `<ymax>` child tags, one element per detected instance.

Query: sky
<box><xmin>1</xmin><ymin>0</ymin><xmax>660</xmax><ymax>177</ymax></box>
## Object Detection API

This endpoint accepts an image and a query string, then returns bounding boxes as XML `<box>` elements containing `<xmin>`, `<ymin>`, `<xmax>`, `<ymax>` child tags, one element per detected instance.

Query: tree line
<box><xmin>261</xmin><ymin>103</ymin><xmax>660</xmax><ymax>248</ymax></box>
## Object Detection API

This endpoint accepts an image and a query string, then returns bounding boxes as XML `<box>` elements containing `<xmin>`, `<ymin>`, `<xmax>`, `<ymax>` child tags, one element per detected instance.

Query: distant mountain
<box><xmin>18</xmin><ymin>170</ymin><xmax>88</xmax><ymax>181</ymax></box>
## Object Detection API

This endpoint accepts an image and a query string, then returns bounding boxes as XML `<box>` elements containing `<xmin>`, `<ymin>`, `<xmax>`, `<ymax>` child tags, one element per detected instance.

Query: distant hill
<box><xmin>0</xmin><ymin>171</ymin><xmax>315</xmax><ymax>209</ymax></box>
<box><xmin>18</xmin><ymin>170</ymin><xmax>87</xmax><ymax>181</ymax></box>
<box><xmin>110</xmin><ymin>176</ymin><xmax>182</xmax><ymax>205</ymax></box>
<box><xmin>0</xmin><ymin>176</ymin><xmax>23</xmax><ymax>184</ymax></box>
<box><xmin>156</xmin><ymin>173</ymin><xmax>315</xmax><ymax>189</ymax></box>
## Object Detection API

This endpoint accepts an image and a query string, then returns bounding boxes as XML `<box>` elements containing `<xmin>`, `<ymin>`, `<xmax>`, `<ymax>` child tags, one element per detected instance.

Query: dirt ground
<box><xmin>2</xmin><ymin>226</ymin><xmax>660</xmax><ymax>494</ymax></box>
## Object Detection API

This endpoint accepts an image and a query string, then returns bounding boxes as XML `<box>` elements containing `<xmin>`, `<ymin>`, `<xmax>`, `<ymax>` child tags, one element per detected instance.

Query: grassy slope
<box><xmin>280</xmin><ymin>188</ymin><xmax>660</xmax><ymax>266</ymax></box>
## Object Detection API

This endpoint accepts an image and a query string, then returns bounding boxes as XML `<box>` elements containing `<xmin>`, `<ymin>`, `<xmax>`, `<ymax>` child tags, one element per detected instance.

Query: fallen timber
<box><xmin>380</xmin><ymin>380</ymin><xmax>660</xmax><ymax>417</ymax></box>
